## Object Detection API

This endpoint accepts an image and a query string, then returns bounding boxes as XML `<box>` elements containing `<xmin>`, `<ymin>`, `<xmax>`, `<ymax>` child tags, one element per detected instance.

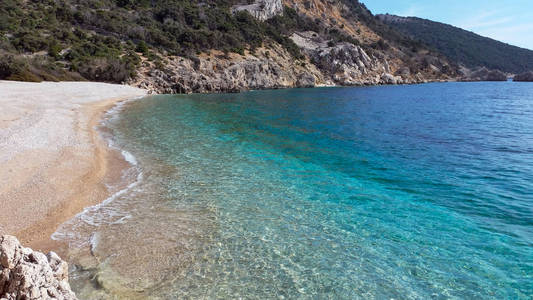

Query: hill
<box><xmin>377</xmin><ymin>14</ymin><xmax>533</xmax><ymax>74</ymax></box>
<box><xmin>0</xmin><ymin>0</ymin><xmax>458</xmax><ymax>93</ymax></box>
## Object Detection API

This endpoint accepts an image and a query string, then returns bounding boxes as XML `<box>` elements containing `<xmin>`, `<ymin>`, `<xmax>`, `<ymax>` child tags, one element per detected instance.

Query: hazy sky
<box><xmin>363</xmin><ymin>1</ymin><xmax>533</xmax><ymax>50</ymax></box>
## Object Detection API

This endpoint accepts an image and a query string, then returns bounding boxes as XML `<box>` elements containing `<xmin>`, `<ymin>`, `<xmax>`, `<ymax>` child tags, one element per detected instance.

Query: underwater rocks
<box><xmin>0</xmin><ymin>235</ymin><xmax>76</xmax><ymax>300</ymax></box>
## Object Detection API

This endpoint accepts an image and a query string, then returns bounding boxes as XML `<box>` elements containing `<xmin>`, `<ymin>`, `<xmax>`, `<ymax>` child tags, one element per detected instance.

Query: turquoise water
<box><xmin>57</xmin><ymin>82</ymin><xmax>532</xmax><ymax>298</ymax></box>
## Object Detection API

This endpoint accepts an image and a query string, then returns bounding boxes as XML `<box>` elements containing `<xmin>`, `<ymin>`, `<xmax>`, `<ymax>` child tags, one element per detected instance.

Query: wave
<box><xmin>51</xmin><ymin>96</ymin><xmax>146</xmax><ymax>246</ymax></box>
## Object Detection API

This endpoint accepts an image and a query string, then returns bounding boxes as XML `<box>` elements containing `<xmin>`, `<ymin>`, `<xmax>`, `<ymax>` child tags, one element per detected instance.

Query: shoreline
<box><xmin>0</xmin><ymin>81</ymin><xmax>147</xmax><ymax>253</ymax></box>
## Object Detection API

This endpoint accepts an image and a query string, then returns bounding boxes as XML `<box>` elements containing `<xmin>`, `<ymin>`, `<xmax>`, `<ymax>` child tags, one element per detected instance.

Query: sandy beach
<box><xmin>0</xmin><ymin>81</ymin><xmax>146</xmax><ymax>252</ymax></box>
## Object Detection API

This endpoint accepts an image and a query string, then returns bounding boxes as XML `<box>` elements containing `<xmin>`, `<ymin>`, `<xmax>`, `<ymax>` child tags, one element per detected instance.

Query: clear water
<box><xmin>55</xmin><ymin>82</ymin><xmax>532</xmax><ymax>299</ymax></box>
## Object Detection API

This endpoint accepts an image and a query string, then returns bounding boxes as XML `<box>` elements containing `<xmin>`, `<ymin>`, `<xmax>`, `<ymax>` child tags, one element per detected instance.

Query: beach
<box><xmin>0</xmin><ymin>81</ymin><xmax>146</xmax><ymax>252</ymax></box>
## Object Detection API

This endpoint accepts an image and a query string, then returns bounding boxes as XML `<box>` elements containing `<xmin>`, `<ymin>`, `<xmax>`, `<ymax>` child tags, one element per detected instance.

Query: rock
<box><xmin>486</xmin><ymin>70</ymin><xmax>507</xmax><ymax>81</ymax></box>
<box><xmin>461</xmin><ymin>67</ymin><xmax>507</xmax><ymax>81</ymax></box>
<box><xmin>128</xmin><ymin>30</ymin><xmax>454</xmax><ymax>94</ymax></box>
<box><xmin>296</xmin><ymin>72</ymin><xmax>316</xmax><ymax>87</ymax></box>
<box><xmin>513</xmin><ymin>71</ymin><xmax>533</xmax><ymax>82</ymax></box>
<box><xmin>0</xmin><ymin>236</ymin><xmax>20</xmax><ymax>269</ymax></box>
<box><xmin>396</xmin><ymin>67</ymin><xmax>411</xmax><ymax>77</ymax></box>
<box><xmin>128</xmin><ymin>45</ymin><xmax>326</xmax><ymax>94</ymax></box>
<box><xmin>0</xmin><ymin>235</ymin><xmax>77</xmax><ymax>300</ymax></box>
<box><xmin>232</xmin><ymin>0</ymin><xmax>283</xmax><ymax>21</ymax></box>
<box><xmin>380</xmin><ymin>73</ymin><xmax>397</xmax><ymax>84</ymax></box>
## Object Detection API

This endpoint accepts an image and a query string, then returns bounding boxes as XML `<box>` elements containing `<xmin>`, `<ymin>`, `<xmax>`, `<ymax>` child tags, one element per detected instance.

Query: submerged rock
<box><xmin>513</xmin><ymin>71</ymin><xmax>533</xmax><ymax>82</ymax></box>
<box><xmin>0</xmin><ymin>235</ymin><xmax>77</xmax><ymax>300</ymax></box>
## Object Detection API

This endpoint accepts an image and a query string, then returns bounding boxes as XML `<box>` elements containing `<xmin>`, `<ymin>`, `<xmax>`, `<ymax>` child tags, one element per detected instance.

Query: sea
<box><xmin>53</xmin><ymin>82</ymin><xmax>532</xmax><ymax>299</ymax></box>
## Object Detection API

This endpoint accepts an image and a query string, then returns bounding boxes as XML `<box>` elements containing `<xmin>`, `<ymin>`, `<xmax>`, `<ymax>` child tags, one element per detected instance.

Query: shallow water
<box><xmin>55</xmin><ymin>82</ymin><xmax>532</xmax><ymax>299</ymax></box>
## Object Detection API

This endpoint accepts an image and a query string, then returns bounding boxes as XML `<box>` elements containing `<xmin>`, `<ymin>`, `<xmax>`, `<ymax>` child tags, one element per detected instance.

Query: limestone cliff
<box><xmin>233</xmin><ymin>0</ymin><xmax>284</xmax><ymax>21</ymax></box>
<box><xmin>130</xmin><ymin>46</ymin><xmax>326</xmax><ymax>94</ymax></box>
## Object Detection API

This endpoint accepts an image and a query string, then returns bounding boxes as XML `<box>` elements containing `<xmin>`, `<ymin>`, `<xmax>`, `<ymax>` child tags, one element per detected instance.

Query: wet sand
<box><xmin>0</xmin><ymin>81</ymin><xmax>146</xmax><ymax>252</ymax></box>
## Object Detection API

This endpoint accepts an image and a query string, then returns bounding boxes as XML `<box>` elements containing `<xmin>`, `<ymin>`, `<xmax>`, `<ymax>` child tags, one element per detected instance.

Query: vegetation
<box><xmin>0</xmin><ymin>0</ymin><xmax>462</xmax><ymax>84</ymax></box>
<box><xmin>378</xmin><ymin>14</ymin><xmax>533</xmax><ymax>73</ymax></box>
<box><xmin>0</xmin><ymin>0</ymin><xmax>328</xmax><ymax>82</ymax></box>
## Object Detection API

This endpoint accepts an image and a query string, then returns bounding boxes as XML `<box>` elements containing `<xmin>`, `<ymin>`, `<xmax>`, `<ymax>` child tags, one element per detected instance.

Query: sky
<box><xmin>362</xmin><ymin>1</ymin><xmax>533</xmax><ymax>50</ymax></box>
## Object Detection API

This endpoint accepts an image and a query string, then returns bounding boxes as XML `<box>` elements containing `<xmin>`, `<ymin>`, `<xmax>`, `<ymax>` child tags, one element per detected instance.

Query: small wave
<box><xmin>102</xmin><ymin>95</ymin><xmax>146</xmax><ymax>124</ymax></box>
<box><xmin>90</xmin><ymin>232</ymin><xmax>100</xmax><ymax>254</ymax></box>
<box><xmin>51</xmin><ymin>97</ymin><xmax>146</xmax><ymax>244</ymax></box>
<box><xmin>51</xmin><ymin>167</ymin><xmax>143</xmax><ymax>243</ymax></box>
<box><xmin>121</xmin><ymin>149</ymin><xmax>138</xmax><ymax>166</ymax></box>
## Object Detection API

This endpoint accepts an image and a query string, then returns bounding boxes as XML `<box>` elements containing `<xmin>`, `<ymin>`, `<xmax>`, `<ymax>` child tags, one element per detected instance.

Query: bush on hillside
<box><xmin>77</xmin><ymin>57</ymin><xmax>133</xmax><ymax>82</ymax></box>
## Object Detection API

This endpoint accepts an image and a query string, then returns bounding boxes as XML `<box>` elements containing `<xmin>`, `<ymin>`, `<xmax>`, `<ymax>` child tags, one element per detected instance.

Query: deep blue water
<box><xmin>59</xmin><ymin>82</ymin><xmax>532</xmax><ymax>298</ymax></box>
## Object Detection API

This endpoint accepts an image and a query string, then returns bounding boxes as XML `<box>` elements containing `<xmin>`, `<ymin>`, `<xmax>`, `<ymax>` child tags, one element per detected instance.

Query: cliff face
<box><xmin>130</xmin><ymin>39</ymin><xmax>447</xmax><ymax>94</ymax></box>
<box><xmin>233</xmin><ymin>0</ymin><xmax>284</xmax><ymax>21</ymax></box>
<box><xmin>130</xmin><ymin>46</ymin><xmax>325</xmax><ymax>94</ymax></box>
<box><xmin>460</xmin><ymin>67</ymin><xmax>507</xmax><ymax>82</ymax></box>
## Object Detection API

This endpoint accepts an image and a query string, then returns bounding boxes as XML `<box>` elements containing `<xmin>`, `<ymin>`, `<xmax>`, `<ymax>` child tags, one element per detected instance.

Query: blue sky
<box><xmin>363</xmin><ymin>1</ymin><xmax>533</xmax><ymax>50</ymax></box>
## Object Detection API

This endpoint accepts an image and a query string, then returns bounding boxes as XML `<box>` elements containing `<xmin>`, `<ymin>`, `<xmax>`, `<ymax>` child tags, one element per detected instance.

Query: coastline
<box><xmin>0</xmin><ymin>81</ymin><xmax>147</xmax><ymax>253</ymax></box>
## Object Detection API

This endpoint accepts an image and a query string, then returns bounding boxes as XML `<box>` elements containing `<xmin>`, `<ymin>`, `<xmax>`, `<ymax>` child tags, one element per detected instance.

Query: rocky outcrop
<box><xmin>291</xmin><ymin>32</ymin><xmax>418</xmax><ymax>85</ymax></box>
<box><xmin>513</xmin><ymin>71</ymin><xmax>533</xmax><ymax>82</ymax></box>
<box><xmin>129</xmin><ymin>35</ymin><xmax>452</xmax><ymax>94</ymax></box>
<box><xmin>232</xmin><ymin>0</ymin><xmax>283</xmax><ymax>21</ymax></box>
<box><xmin>0</xmin><ymin>235</ymin><xmax>77</xmax><ymax>300</ymax></box>
<box><xmin>461</xmin><ymin>67</ymin><xmax>507</xmax><ymax>81</ymax></box>
<box><xmin>129</xmin><ymin>46</ymin><xmax>329</xmax><ymax>94</ymax></box>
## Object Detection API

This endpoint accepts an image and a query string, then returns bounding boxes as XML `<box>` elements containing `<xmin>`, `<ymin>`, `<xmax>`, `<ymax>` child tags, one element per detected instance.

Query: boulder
<box><xmin>513</xmin><ymin>71</ymin><xmax>533</xmax><ymax>82</ymax></box>
<box><xmin>380</xmin><ymin>73</ymin><xmax>397</xmax><ymax>84</ymax></box>
<box><xmin>0</xmin><ymin>235</ymin><xmax>77</xmax><ymax>300</ymax></box>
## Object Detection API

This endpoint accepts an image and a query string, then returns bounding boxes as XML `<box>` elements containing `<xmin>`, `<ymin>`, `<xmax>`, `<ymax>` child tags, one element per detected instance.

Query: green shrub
<box><xmin>136</xmin><ymin>41</ymin><xmax>149</xmax><ymax>54</ymax></box>
<box><xmin>0</xmin><ymin>55</ymin><xmax>26</xmax><ymax>79</ymax></box>
<box><xmin>77</xmin><ymin>57</ymin><xmax>131</xmax><ymax>82</ymax></box>
<box><xmin>0</xmin><ymin>0</ymin><xmax>383</xmax><ymax>83</ymax></box>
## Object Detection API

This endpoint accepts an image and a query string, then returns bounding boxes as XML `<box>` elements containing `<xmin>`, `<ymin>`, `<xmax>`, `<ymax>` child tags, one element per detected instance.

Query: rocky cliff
<box><xmin>460</xmin><ymin>67</ymin><xmax>508</xmax><ymax>82</ymax></box>
<box><xmin>0</xmin><ymin>236</ymin><xmax>77</xmax><ymax>300</ymax></box>
<box><xmin>130</xmin><ymin>45</ymin><xmax>324</xmax><ymax>94</ymax></box>
<box><xmin>129</xmin><ymin>40</ymin><xmax>450</xmax><ymax>94</ymax></box>
<box><xmin>290</xmin><ymin>31</ymin><xmax>428</xmax><ymax>85</ymax></box>
<box><xmin>233</xmin><ymin>0</ymin><xmax>284</xmax><ymax>21</ymax></box>
<box><xmin>514</xmin><ymin>71</ymin><xmax>533</xmax><ymax>82</ymax></box>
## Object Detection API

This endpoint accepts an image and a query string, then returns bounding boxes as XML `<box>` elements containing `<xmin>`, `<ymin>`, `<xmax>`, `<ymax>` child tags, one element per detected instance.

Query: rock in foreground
<box><xmin>513</xmin><ymin>71</ymin><xmax>533</xmax><ymax>82</ymax></box>
<box><xmin>0</xmin><ymin>235</ymin><xmax>77</xmax><ymax>300</ymax></box>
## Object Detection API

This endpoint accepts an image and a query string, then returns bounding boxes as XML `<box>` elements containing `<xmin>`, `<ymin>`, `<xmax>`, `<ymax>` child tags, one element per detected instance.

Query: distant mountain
<box><xmin>377</xmin><ymin>14</ymin><xmax>533</xmax><ymax>74</ymax></box>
